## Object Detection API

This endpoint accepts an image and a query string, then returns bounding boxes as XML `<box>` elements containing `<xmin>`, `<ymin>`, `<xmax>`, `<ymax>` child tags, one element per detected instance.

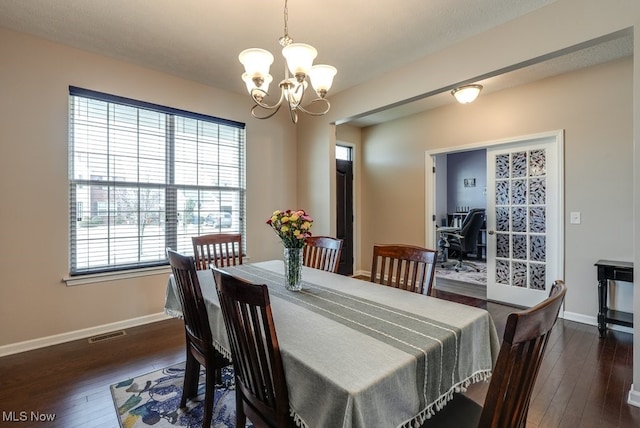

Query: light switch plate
<box><xmin>570</xmin><ymin>211</ymin><xmax>581</xmax><ymax>224</ymax></box>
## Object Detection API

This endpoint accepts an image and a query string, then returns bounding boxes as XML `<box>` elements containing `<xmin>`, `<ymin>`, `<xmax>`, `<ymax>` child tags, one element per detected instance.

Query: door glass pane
<box><xmin>496</xmin><ymin>154</ymin><xmax>509</xmax><ymax>178</ymax></box>
<box><xmin>511</xmin><ymin>152</ymin><xmax>527</xmax><ymax>177</ymax></box>
<box><xmin>529</xmin><ymin>149</ymin><xmax>546</xmax><ymax>176</ymax></box>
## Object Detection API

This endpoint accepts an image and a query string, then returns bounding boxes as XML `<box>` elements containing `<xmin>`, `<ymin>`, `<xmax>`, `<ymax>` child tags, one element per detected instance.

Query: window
<box><xmin>336</xmin><ymin>145</ymin><xmax>352</xmax><ymax>161</ymax></box>
<box><xmin>68</xmin><ymin>87</ymin><xmax>245</xmax><ymax>275</ymax></box>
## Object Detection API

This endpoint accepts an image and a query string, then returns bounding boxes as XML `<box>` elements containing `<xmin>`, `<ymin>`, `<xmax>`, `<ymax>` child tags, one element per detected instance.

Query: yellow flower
<box><xmin>273</xmin><ymin>210</ymin><xmax>280</xmax><ymax>215</ymax></box>
<box><xmin>281</xmin><ymin>216</ymin><xmax>289</xmax><ymax>223</ymax></box>
<box><xmin>293</xmin><ymin>229</ymin><xmax>301</xmax><ymax>237</ymax></box>
<box><xmin>281</xmin><ymin>225</ymin><xmax>289</xmax><ymax>232</ymax></box>
<box><xmin>301</xmin><ymin>221</ymin><xmax>311</xmax><ymax>230</ymax></box>
<box><xmin>271</xmin><ymin>215</ymin><xmax>278</xmax><ymax>222</ymax></box>
<box><xmin>290</xmin><ymin>213</ymin><xmax>299</xmax><ymax>221</ymax></box>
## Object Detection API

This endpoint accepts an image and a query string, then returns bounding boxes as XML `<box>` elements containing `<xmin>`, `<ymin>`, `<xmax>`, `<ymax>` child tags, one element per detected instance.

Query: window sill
<box><xmin>63</xmin><ymin>265</ymin><xmax>172</xmax><ymax>286</ymax></box>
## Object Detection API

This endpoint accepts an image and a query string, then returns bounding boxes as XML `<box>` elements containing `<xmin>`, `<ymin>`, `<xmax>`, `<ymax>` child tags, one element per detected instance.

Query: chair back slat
<box><xmin>479</xmin><ymin>280</ymin><xmax>567</xmax><ymax>428</ymax></box>
<box><xmin>303</xmin><ymin>236</ymin><xmax>343</xmax><ymax>273</ymax></box>
<box><xmin>214</xmin><ymin>269</ymin><xmax>291</xmax><ymax>427</ymax></box>
<box><xmin>370</xmin><ymin>244</ymin><xmax>437</xmax><ymax>296</ymax></box>
<box><xmin>192</xmin><ymin>233</ymin><xmax>243</xmax><ymax>270</ymax></box>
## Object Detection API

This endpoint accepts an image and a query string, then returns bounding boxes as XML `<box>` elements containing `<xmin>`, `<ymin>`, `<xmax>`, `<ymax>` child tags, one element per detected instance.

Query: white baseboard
<box><xmin>628</xmin><ymin>384</ymin><xmax>640</xmax><ymax>408</ymax></box>
<box><xmin>562</xmin><ymin>311</ymin><xmax>595</xmax><ymax>325</ymax></box>
<box><xmin>353</xmin><ymin>269</ymin><xmax>370</xmax><ymax>278</ymax></box>
<box><xmin>561</xmin><ymin>311</ymin><xmax>633</xmax><ymax>334</ymax></box>
<box><xmin>0</xmin><ymin>312</ymin><xmax>172</xmax><ymax>357</ymax></box>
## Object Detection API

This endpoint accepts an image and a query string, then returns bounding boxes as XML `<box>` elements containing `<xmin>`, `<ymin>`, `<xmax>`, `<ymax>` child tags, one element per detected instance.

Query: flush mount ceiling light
<box><xmin>238</xmin><ymin>0</ymin><xmax>337</xmax><ymax>124</ymax></box>
<box><xmin>451</xmin><ymin>84</ymin><xmax>483</xmax><ymax>104</ymax></box>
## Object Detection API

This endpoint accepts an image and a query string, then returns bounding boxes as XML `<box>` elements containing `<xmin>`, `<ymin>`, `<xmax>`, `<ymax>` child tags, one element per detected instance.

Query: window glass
<box><xmin>336</xmin><ymin>145</ymin><xmax>352</xmax><ymax>161</ymax></box>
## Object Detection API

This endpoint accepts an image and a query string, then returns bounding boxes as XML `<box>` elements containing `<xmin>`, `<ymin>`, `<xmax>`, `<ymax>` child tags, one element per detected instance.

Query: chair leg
<box><xmin>456</xmin><ymin>259</ymin><xmax>480</xmax><ymax>272</ymax></box>
<box><xmin>213</xmin><ymin>351</ymin><xmax>226</xmax><ymax>385</ymax></box>
<box><xmin>235</xmin><ymin>387</ymin><xmax>247</xmax><ymax>427</ymax></box>
<box><xmin>181</xmin><ymin>352</ymin><xmax>199</xmax><ymax>407</ymax></box>
<box><xmin>202</xmin><ymin>367</ymin><xmax>216</xmax><ymax>428</ymax></box>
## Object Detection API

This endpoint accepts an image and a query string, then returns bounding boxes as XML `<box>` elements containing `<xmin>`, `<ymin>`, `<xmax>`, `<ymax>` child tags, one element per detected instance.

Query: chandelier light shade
<box><xmin>282</xmin><ymin>43</ymin><xmax>317</xmax><ymax>75</ymax></box>
<box><xmin>238</xmin><ymin>0</ymin><xmax>337</xmax><ymax>123</ymax></box>
<box><xmin>451</xmin><ymin>84</ymin><xmax>483</xmax><ymax>104</ymax></box>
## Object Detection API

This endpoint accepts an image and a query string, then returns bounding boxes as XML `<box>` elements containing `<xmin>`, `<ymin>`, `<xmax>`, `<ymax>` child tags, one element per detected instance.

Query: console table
<box><xmin>595</xmin><ymin>259</ymin><xmax>634</xmax><ymax>338</ymax></box>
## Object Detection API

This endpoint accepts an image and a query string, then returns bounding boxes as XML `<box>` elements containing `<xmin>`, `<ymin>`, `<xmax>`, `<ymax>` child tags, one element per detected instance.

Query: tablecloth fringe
<box><xmin>401</xmin><ymin>369</ymin><xmax>493</xmax><ymax>428</ymax></box>
<box><xmin>291</xmin><ymin>409</ymin><xmax>309</xmax><ymax>428</ymax></box>
<box><xmin>164</xmin><ymin>308</ymin><xmax>183</xmax><ymax>319</ymax></box>
<box><xmin>212</xmin><ymin>341</ymin><xmax>233</xmax><ymax>361</ymax></box>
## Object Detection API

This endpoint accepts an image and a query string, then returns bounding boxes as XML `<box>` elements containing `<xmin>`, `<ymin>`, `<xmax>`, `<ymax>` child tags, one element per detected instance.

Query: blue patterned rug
<box><xmin>110</xmin><ymin>362</ymin><xmax>253</xmax><ymax>428</ymax></box>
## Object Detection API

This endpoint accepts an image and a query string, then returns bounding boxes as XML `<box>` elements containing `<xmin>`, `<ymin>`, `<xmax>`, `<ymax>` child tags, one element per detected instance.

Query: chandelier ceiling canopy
<box><xmin>238</xmin><ymin>0</ymin><xmax>337</xmax><ymax>123</ymax></box>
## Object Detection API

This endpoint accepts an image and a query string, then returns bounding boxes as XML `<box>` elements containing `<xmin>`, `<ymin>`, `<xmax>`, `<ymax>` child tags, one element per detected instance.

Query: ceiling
<box><xmin>0</xmin><ymin>0</ymin><xmax>633</xmax><ymax>126</ymax></box>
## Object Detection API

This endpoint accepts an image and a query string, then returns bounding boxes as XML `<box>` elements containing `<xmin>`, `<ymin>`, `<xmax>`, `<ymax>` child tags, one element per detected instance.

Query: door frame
<box><xmin>425</xmin><ymin>130</ymin><xmax>565</xmax><ymax>306</ymax></box>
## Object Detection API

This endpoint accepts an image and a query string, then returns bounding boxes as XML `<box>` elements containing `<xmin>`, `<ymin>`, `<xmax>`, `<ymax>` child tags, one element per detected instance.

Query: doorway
<box><xmin>426</xmin><ymin>131</ymin><xmax>564</xmax><ymax>307</ymax></box>
<box><xmin>433</xmin><ymin>149</ymin><xmax>488</xmax><ymax>299</ymax></box>
<box><xmin>336</xmin><ymin>145</ymin><xmax>354</xmax><ymax>275</ymax></box>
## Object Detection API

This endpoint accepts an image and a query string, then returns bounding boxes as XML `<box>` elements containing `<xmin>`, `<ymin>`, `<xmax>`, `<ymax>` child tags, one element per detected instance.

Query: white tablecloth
<box><xmin>165</xmin><ymin>260</ymin><xmax>500</xmax><ymax>428</ymax></box>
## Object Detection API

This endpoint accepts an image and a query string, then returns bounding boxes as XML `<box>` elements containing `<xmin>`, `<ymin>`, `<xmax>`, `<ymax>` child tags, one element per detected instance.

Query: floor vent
<box><xmin>88</xmin><ymin>330</ymin><xmax>126</xmax><ymax>344</ymax></box>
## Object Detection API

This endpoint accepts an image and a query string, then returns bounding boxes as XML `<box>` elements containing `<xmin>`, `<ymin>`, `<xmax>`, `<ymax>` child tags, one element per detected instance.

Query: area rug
<box><xmin>435</xmin><ymin>260</ymin><xmax>487</xmax><ymax>286</ymax></box>
<box><xmin>434</xmin><ymin>260</ymin><xmax>487</xmax><ymax>299</ymax></box>
<box><xmin>111</xmin><ymin>362</ymin><xmax>253</xmax><ymax>428</ymax></box>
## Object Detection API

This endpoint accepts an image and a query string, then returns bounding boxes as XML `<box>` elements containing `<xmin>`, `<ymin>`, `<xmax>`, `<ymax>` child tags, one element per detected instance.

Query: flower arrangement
<box><xmin>266</xmin><ymin>209</ymin><xmax>313</xmax><ymax>248</ymax></box>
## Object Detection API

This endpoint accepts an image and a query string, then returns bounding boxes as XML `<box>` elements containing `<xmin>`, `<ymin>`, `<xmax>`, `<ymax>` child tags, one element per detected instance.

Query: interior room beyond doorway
<box><xmin>434</xmin><ymin>149</ymin><xmax>487</xmax><ymax>299</ymax></box>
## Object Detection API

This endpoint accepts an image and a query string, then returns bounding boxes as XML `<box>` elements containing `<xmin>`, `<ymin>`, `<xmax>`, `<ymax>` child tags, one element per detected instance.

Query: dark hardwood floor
<box><xmin>0</xmin><ymin>318</ymin><xmax>186</xmax><ymax>428</ymax></box>
<box><xmin>0</xmin><ymin>289</ymin><xmax>638</xmax><ymax>427</ymax></box>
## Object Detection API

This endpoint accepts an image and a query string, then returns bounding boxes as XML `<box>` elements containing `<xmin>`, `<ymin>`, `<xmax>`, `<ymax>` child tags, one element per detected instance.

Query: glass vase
<box><xmin>283</xmin><ymin>247</ymin><xmax>303</xmax><ymax>291</ymax></box>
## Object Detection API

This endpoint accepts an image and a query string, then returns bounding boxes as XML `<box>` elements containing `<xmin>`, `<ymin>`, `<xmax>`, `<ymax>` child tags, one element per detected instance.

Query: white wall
<box><xmin>0</xmin><ymin>27</ymin><xmax>296</xmax><ymax>350</ymax></box>
<box><xmin>446</xmin><ymin>150</ymin><xmax>487</xmax><ymax>214</ymax></box>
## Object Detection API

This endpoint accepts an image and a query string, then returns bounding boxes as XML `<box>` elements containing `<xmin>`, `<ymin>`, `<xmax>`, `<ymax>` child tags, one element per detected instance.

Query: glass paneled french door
<box><xmin>486</xmin><ymin>133</ymin><xmax>563</xmax><ymax>307</ymax></box>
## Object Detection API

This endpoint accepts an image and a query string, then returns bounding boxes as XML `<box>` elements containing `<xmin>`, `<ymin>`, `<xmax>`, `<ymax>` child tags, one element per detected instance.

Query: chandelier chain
<box><xmin>283</xmin><ymin>0</ymin><xmax>288</xmax><ymax>37</ymax></box>
<box><xmin>279</xmin><ymin>0</ymin><xmax>293</xmax><ymax>47</ymax></box>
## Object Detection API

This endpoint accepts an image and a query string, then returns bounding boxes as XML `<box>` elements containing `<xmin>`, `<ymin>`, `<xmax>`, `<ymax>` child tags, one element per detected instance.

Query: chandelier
<box><xmin>238</xmin><ymin>0</ymin><xmax>337</xmax><ymax>123</ymax></box>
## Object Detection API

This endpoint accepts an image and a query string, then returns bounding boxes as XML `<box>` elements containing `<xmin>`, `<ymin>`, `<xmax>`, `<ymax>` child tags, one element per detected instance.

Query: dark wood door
<box><xmin>336</xmin><ymin>159</ymin><xmax>353</xmax><ymax>275</ymax></box>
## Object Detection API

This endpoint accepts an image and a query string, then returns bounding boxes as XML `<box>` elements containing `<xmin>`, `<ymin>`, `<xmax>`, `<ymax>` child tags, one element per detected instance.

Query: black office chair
<box><xmin>440</xmin><ymin>209</ymin><xmax>485</xmax><ymax>272</ymax></box>
<box><xmin>437</xmin><ymin>209</ymin><xmax>484</xmax><ymax>262</ymax></box>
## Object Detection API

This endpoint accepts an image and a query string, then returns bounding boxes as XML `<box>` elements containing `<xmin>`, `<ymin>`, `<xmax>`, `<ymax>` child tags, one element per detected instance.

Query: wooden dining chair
<box><xmin>303</xmin><ymin>236</ymin><xmax>344</xmax><ymax>273</ymax></box>
<box><xmin>192</xmin><ymin>233</ymin><xmax>242</xmax><ymax>270</ymax></box>
<box><xmin>213</xmin><ymin>268</ymin><xmax>293</xmax><ymax>428</ymax></box>
<box><xmin>166</xmin><ymin>249</ymin><xmax>231</xmax><ymax>428</ymax></box>
<box><xmin>370</xmin><ymin>244</ymin><xmax>438</xmax><ymax>296</ymax></box>
<box><xmin>421</xmin><ymin>280</ymin><xmax>567</xmax><ymax>428</ymax></box>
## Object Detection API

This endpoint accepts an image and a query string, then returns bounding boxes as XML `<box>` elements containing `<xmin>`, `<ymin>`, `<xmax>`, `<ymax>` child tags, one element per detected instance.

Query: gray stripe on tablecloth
<box><xmin>222</xmin><ymin>264</ymin><xmax>462</xmax><ymax>408</ymax></box>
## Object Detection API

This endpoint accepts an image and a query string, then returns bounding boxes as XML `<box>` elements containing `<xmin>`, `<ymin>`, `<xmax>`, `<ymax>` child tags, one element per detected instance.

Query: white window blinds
<box><xmin>68</xmin><ymin>86</ymin><xmax>245</xmax><ymax>275</ymax></box>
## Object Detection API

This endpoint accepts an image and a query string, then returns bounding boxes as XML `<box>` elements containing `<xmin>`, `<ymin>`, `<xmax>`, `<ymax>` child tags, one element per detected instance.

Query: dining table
<box><xmin>164</xmin><ymin>260</ymin><xmax>500</xmax><ymax>428</ymax></box>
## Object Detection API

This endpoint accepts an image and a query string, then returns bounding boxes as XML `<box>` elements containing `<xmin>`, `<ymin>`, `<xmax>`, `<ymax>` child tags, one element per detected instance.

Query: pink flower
<box><xmin>266</xmin><ymin>209</ymin><xmax>314</xmax><ymax>248</ymax></box>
